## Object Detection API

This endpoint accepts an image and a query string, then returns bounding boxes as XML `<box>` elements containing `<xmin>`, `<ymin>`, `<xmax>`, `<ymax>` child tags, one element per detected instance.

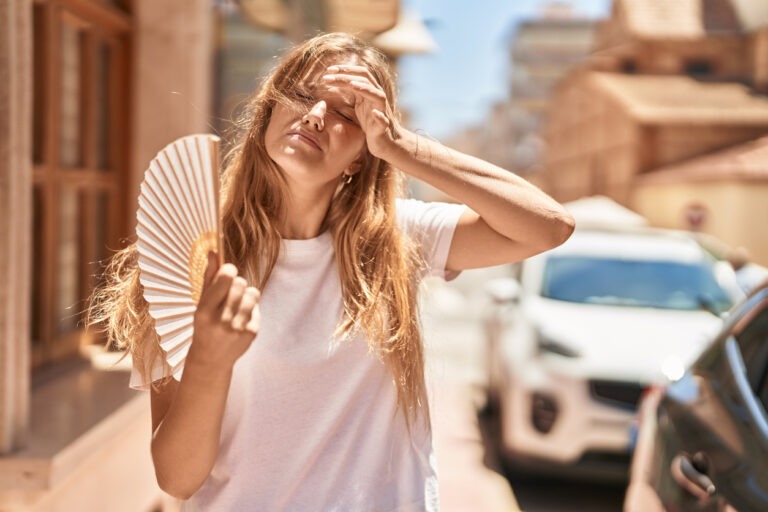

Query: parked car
<box><xmin>624</xmin><ymin>282</ymin><xmax>768</xmax><ymax>512</ymax></box>
<box><xmin>484</xmin><ymin>227</ymin><xmax>743</xmax><ymax>480</ymax></box>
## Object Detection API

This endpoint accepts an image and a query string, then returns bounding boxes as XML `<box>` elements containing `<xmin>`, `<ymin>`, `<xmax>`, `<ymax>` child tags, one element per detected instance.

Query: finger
<box><xmin>371</xmin><ymin>109</ymin><xmax>390</xmax><ymax>125</ymax></box>
<box><xmin>198</xmin><ymin>263</ymin><xmax>238</xmax><ymax>311</ymax></box>
<box><xmin>347</xmin><ymin>80</ymin><xmax>387</xmax><ymax>101</ymax></box>
<box><xmin>244</xmin><ymin>301</ymin><xmax>261</xmax><ymax>336</ymax></box>
<box><xmin>203</xmin><ymin>251</ymin><xmax>219</xmax><ymax>287</ymax></box>
<box><xmin>231</xmin><ymin>286</ymin><xmax>260</xmax><ymax>331</ymax></box>
<box><xmin>326</xmin><ymin>65</ymin><xmax>379</xmax><ymax>86</ymax></box>
<box><xmin>323</xmin><ymin>73</ymin><xmax>381</xmax><ymax>91</ymax></box>
<box><xmin>220</xmin><ymin>276</ymin><xmax>248</xmax><ymax>323</ymax></box>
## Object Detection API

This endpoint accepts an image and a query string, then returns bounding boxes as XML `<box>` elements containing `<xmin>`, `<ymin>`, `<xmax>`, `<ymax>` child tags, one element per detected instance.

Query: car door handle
<box><xmin>671</xmin><ymin>454</ymin><xmax>716</xmax><ymax>498</ymax></box>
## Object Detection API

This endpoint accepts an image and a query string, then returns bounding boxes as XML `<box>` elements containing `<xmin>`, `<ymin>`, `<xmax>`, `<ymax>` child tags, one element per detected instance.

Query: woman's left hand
<box><xmin>322</xmin><ymin>65</ymin><xmax>402</xmax><ymax>160</ymax></box>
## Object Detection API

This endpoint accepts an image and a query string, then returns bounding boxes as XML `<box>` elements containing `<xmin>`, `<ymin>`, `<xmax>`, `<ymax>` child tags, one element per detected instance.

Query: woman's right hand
<box><xmin>186</xmin><ymin>251</ymin><xmax>261</xmax><ymax>373</ymax></box>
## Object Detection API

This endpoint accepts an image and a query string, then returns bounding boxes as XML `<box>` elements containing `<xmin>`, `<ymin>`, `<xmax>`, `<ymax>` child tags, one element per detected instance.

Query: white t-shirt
<box><xmin>132</xmin><ymin>198</ymin><xmax>465</xmax><ymax>512</ymax></box>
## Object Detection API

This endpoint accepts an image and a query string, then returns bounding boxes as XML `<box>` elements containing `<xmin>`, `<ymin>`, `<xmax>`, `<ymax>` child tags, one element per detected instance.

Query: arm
<box><xmin>380</xmin><ymin>134</ymin><xmax>574</xmax><ymax>270</ymax></box>
<box><xmin>324</xmin><ymin>66</ymin><xmax>575</xmax><ymax>270</ymax></box>
<box><xmin>149</xmin><ymin>253</ymin><xmax>260</xmax><ymax>499</ymax></box>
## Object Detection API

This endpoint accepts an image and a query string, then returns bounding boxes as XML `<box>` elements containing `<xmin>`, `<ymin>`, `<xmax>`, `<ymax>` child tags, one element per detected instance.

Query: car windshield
<box><xmin>541</xmin><ymin>256</ymin><xmax>733</xmax><ymax>313</ymax></box>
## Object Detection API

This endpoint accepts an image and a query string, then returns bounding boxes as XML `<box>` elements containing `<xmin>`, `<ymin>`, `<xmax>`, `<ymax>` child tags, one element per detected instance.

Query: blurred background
<box><xmin>1</xmin><ymin>0</ymin><xmax>767</xmax><ymax>510</ymax></box>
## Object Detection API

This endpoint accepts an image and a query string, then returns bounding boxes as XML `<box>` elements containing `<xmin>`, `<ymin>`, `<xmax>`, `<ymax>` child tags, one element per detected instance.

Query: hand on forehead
<box><xmin>302</xmin><ymin>55</ymin><xmax>370</xmax><ymax>105</ymax></box>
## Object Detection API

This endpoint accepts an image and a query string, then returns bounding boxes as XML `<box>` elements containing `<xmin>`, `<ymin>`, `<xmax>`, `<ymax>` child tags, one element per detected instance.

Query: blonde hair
<box><xmin>88</xmin><ymin>33</ymin><xmax>429</xmax><ymax>427</ymax></box>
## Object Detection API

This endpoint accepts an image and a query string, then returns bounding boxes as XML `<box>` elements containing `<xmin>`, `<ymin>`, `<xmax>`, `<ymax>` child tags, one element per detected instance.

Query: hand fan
<box><xmin>136</xmin><ymin>134</ymin><xmax>223</xmax><ymax>381</ymax></box>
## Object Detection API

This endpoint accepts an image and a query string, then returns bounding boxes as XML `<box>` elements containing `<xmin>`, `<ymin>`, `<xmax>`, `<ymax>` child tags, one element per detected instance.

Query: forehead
<box><xmin>303</xmin><ymin>54</ymin><xmax>362</xmax><ymax>79</ymax></box>
<box><xmin>301</xmin><ymin>54</ymin><xmax>363</xmax><ymax>105</ymax></box>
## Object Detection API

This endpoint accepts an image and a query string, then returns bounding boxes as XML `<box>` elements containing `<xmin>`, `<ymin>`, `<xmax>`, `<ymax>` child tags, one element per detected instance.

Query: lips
<box><xmin>287</xmin><ymin>130</ymin><xmax>322</xmax><ymax>150</ymax></box>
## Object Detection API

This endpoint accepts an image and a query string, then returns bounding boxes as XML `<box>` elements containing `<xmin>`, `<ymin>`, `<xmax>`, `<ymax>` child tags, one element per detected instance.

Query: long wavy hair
<box><xmin>88</xmin><ymin>33</ymin><xmax>429</xmax><ymax>427</ymax></box>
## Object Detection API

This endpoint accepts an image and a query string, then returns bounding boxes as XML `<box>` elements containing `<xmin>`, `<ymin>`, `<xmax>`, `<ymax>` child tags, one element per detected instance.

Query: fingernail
<box><xmin>327</xmin><ymin>65</ymin><xmax>339</xmax><ymax>71</ymax></box>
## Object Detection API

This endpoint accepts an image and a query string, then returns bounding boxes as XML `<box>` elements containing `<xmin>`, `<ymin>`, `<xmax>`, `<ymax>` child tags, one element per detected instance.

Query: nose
<box><xmin>302</xmin><ymin>100</ymin><xmax>326</xmax><ymax>130</ymax></box>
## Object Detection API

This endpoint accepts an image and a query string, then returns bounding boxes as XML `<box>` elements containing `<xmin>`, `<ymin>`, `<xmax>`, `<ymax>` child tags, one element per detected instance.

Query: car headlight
<box><xmin>536</xmin><ymin>331</ymin><xmax>581</xmax><ymax>358</ymax></box>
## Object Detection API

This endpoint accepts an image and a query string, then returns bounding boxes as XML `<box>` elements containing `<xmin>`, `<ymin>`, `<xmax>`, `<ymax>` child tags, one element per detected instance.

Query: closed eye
<box><xmin>293</xmin><ymin>90</ymin><xmax>314</xmax><ymax>102</ymax></box>
<box><xmin>336</xmin><ymin>110</ymin><xmax>355</xmax><ymax>122</ymax></box>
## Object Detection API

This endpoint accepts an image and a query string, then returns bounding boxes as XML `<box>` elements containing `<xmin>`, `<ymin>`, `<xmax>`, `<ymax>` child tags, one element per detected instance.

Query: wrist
<box><xmin>369</xmin><ymin>125</ymin><xmax>414</xmax><ymax>165</ymax></box>
<box><xmin>183</xmin><ymin>343</ymin><xmax>235</xmax><ymax>386</ymax></box>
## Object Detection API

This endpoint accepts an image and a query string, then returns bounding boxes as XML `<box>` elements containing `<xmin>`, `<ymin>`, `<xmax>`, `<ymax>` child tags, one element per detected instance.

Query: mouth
<box><xmin>287</xmin><ymin>130</ymin><xmax>321</xmax><ymax>150</ymax></box>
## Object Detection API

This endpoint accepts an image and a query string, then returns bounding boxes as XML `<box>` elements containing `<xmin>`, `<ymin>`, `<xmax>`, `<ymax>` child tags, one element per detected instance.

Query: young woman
<box><xmin>91</xmin><ymin>32</ymin><xmax>574</xmax><ymax>511</ymax></box>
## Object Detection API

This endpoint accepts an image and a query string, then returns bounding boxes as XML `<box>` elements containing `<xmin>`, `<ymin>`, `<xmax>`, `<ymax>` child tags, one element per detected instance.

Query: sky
<box><xmin>397</xmin><ymin>0</ymin><xmax>612</xmax><ymax>139</ymax></box>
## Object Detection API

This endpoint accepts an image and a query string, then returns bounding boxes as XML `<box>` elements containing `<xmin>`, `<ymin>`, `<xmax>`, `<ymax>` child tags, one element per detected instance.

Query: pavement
<box><xmin>421</xmin><ymin>268</ymin><xmax>522</xmax><ymax>512</ymax></box>
<box><xmin>431</xmin><ymin>379</ymin><xmax>520</xmax><ymax>512</ymax></box>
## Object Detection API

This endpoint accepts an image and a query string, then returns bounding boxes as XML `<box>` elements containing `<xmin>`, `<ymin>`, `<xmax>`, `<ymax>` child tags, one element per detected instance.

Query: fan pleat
<box><xmin>192</xmin><ymin>137</ymin><xmax>218</xmax><ymax>233</ymax></box>
<box><xmin>138</xmin><ymin>258</ymin><xmax>192</xmax><ymax>291</ymax></box>
<box><xmin>174</xmin><ymin>140</ymin><xmax>208</xmax><ymax>238</ymax></box>
<box><xmin>164</xmin><ymin>330</ymin><xmax>193</xmax><ymax>360</ymax></box>
<box><xmin>136</xmin><ymin>214</ymin><xmax>189</xmax><ymax>266</ymax></box>
<box><xmin>155</xmin><ymin>151</ymin><xmax>201</xmax><ymax>243</ymax></box>
<box><xmin>142</xmin><ymin>174</ymin><xmax>195</xmax><ymax>248</ymax></box>
<box><xmin>165</xmin><ymin>336</ymin><xmax>193</xmax><ymax>369</ymax></box>
<box><xmin>155</xmin><ymin>314</ymin><xmax>194</xmax><ymax>337</ymax></box>
<box><xmin>188</xmin><ymin>138</ymin><xmax>213</xmax><ymax>232</ymax></box>
<box><xmin>149</xmin><ymin>303</ymin><xmax>197</xmax><ymax>320</ymax></box>
<box><xmin>165</xmin><ymin>143</ymin><xmax>205</xmax><ymax>238</ymax></box>
<box><xmin>137</xmin><ymin>134</ymin><xmax>221</xmax><ymax>384</ymax></box>
<box><xmin>142</xmin><ymin>290</ymin><xmax>195</xmax><ymax>306</ymax></box>
<box><xmin>137</xmin><ymin>239</ymin><xmax>192</xmax><ymax>283</ymax></box>
<box><xmin>140</xmin><ymin>272</ymin><xmax>191</xmax><ymax>295</ymax></box>
<box><xmin>137</xmin><ymin>193</ymin><xmax>193</xmax><ymax>260</ymax></box>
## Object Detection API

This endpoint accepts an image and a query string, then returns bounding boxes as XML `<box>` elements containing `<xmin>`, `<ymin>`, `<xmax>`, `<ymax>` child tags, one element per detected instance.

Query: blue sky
<box><xmin>397</xmin><ymin>0</ymin><xmax>611</xmax><ymax>139</ymax></box>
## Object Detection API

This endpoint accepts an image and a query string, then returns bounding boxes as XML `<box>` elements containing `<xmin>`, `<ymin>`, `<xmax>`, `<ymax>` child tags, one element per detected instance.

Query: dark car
<box><xmin>624</xmin><ymin>282</ymin><xmax>768</xmax><ymax>512</ymax></box>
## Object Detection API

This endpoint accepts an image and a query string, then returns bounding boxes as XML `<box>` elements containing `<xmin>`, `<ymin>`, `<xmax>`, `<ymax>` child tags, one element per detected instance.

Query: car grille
<box><xmin>589</xmin><ymin>380</ymin><xmax>644</xmax><ymax>410</ymax></box>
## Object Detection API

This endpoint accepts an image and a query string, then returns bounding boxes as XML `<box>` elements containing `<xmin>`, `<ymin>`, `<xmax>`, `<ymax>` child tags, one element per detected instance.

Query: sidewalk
<box><xmin>431</xmin><ymin>379</ymin><xmax>520</xmax><ymax>512</ymax></box>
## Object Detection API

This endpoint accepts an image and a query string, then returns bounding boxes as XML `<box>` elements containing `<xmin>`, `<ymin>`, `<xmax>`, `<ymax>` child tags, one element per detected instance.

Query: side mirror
<box><xmin>485</xmin><ymin>277</ymin><xmax>522</xmax><ymax>305</ymax></box>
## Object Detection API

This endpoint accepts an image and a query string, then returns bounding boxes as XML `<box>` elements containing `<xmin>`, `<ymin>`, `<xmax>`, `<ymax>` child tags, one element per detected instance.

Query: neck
<box><xmin>280</xmin><ymin>182</ymin><xmax>336</xmax><ymax>239</ymax></box>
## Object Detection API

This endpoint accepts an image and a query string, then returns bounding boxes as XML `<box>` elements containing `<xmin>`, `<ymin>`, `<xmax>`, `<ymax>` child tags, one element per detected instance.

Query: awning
<box><xmin>238</xmin><ymin>0</ymin><xmax>399</xmax><ymax>37</ymax></box>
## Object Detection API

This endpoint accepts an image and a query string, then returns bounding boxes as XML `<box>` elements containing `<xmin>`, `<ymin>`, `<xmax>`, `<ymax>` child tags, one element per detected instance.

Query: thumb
<box><xmin>202</xmin><ymin>251</ymin><xmax>219</xmax><ymax>291</ymax></box>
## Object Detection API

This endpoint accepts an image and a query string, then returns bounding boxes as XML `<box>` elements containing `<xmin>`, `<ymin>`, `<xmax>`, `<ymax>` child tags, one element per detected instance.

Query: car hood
<box><xmin>522</xmin><ymin>297</ymin><xmax>724</xmax><ymax>383</ymax></box>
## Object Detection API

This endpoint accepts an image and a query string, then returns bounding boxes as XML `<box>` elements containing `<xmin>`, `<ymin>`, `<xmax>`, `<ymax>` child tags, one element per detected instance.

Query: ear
<box><xmin>346</xmin><ymin>153</ymin><xmax>365</xmax><ymax>176</ymax></box>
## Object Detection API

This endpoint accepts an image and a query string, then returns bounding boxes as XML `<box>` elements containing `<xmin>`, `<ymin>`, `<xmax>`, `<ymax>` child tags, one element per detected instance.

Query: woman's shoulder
<box><xmin>395</xmin><ymin>197</ymin><xmax>466</xmax><ymax>233</ymax></box>
<box><xmin>395</xmin><ymin>198</ymin><xmax>465</xmax><ymax>278</ymax></box>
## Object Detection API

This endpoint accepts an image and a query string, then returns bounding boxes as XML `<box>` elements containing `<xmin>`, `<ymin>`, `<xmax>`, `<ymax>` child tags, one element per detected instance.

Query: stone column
<box><xmin>130</xmin><ymin>0</ymin><xmax>213</xmax><ymax>215</ymax></box>
<box><xmin>0</xmin><ymin>0</ymin><xmax>32</xmax><ymax>455</ymax></box>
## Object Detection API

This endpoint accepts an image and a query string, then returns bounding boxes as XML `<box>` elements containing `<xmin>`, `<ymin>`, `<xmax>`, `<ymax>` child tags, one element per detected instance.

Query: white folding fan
<box><xmin>136</xmin><ymin>134</ymin><xmax>223</xmax><ymax>381</ymax></box>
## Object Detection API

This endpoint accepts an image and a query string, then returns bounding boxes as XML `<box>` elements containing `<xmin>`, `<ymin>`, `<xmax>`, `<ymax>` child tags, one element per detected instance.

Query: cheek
<box><xmin>263</xmin><ymin>118</ymin><xmax>283</xmax><ymax>159</ymax></box>
<box><xmin>337</xmin><ymin>124</ymin><xmax>366</xmax><ymax>154</ymax></box>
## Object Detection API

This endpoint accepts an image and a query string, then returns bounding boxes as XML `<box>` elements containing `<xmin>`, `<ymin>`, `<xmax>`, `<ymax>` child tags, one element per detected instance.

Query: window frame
<box><xmin>31</xmin><ymin>0</ymin><xmax>131</xmax><ymax>369</ymax></box>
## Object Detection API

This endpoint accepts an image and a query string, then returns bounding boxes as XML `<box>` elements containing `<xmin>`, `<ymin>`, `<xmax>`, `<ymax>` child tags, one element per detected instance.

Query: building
<box><xmin>506</xmin><ymin>3</ymin><xmax>597</xmax><ymax>174</ymax></box>
<box><xmin>633</xmin><ymin>135</ymin><xmax>768</xmax><ymax>265</ymax></box>
<box><xmin>0</xmin><ymin>0</ymin><xmax>417</xmax><ymax>509</ymax></box>
<box><xmin>1</xmin><ymin>0</ymin><xmax>214</xmax><ymax>510</ymax></box>
<box><xmin>443</xmin><ymin>2</ymin><xmax>597</xmax><ymax>185</ymax></box>
<box><xmin>543</xmin><ymin>0</ymin><xmax>768</xmax><ymax>263</ymax></box>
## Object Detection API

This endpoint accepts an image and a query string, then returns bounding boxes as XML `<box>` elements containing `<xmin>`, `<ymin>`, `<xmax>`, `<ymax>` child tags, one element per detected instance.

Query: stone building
<box><xmin>543</xmin><ymin>0</ymin><xmax>768</xmax><ymax>263</ymax></box>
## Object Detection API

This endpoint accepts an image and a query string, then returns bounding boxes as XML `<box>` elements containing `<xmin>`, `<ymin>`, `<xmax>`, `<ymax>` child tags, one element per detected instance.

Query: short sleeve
<box><xmin>396</xmin><ymin>198</ymin><xmax>466</xmax><ymax>280</ymax></box>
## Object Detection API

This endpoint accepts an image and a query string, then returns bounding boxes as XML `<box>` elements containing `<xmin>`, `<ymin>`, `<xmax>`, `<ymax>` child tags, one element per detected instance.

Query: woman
<box><xmin>91</xmin><ymin>32</ymin><xmax>574</xmax><ymax>511</ymax></box>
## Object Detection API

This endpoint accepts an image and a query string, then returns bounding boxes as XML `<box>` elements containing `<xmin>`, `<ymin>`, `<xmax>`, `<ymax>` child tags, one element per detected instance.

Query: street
<box><xmin>422</xmin><ymin>268</ymin><xmax>626</xmax><ymax>512</ymax></box>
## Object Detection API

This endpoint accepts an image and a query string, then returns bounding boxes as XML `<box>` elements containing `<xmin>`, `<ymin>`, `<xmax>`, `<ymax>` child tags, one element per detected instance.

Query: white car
<box><xmin>485</xmin><ymin>227</ymin><xmax>743</xmax><ymax>480</ymax></box>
